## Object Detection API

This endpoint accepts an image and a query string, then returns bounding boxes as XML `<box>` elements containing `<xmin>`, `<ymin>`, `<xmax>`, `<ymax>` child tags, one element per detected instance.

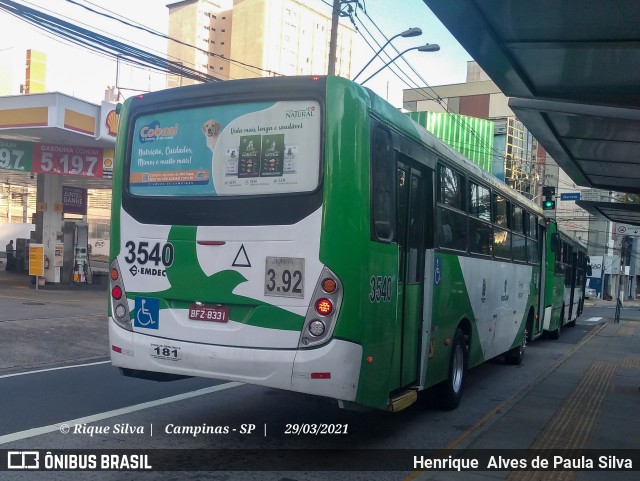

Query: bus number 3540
<box><xmin>124</xmin><ymin>241</ymin><xmax>174</xmax><ymax>267</ymax></box>
<box><xmin>369</xmin><ymin>276</ymin><xmax>392</xmax><ymax>303</ymax></box>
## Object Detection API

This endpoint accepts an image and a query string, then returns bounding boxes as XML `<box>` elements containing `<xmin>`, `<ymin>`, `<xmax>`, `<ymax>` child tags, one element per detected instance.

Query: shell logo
<box><xmin>105</xmin><ymin>110</ymin><xmax>119</xmax><ymax>137</ymax></box>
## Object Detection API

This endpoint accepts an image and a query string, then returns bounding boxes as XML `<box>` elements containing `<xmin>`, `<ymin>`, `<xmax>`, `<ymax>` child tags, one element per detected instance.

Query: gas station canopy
<box><xmin>0</xmin><ymin>91</ymin><xmax>117</xmax><ymax>189</ymax></box>
<box><xmin>424</xmin><ymin>0</ymin><xmax>640</xmax><ymax>224</ymax></box>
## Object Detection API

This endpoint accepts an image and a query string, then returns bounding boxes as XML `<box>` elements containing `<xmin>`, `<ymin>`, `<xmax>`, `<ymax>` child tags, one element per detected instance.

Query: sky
<box><xmin>0</xmin><ymin>0</ymin><xmax>472</xmax><ymax>107</ymax></box>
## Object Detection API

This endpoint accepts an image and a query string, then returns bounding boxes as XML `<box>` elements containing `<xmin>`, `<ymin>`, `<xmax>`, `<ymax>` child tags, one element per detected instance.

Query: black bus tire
<box><xmin>439</xmin><ymin>329</ymin><xmax>466</xmax><ymax>410</ymax></box>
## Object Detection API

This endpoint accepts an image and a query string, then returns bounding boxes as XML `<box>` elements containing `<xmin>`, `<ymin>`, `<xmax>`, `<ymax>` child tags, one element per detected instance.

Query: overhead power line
<box><xmin>63</xmin><ymin>0</ymin><xmax>280</xmax><ymax>78</ymax></box>
<box><xmin>0</xmin><ymin>0</ymin><xmax>218</xmax><ymax>83</ymax></box>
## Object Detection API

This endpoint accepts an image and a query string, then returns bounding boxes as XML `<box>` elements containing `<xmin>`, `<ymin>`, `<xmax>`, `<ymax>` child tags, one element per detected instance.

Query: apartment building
<box><xmin>167</xmin><ymin>0</ymin><xmax>355</xmax><ymax>87</ymax></box>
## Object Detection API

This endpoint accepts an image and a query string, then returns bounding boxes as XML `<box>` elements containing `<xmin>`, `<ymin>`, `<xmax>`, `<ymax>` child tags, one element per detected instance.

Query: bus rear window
<box><xmin>129</xmin><ymin>100</ymin><xmax>321</xmax><ymax>197</ymax></box>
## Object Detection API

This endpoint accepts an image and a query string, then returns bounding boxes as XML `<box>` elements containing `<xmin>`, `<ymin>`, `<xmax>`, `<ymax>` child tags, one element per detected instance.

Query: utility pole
<box><xmin>327</xmin><ymin>0</ymin><xmax>340</xmax><ymax>75</ymax></box>
<box><xmin>615</xmin><ymin>234</ymin><xmax>628</xmax><ymax>322</ymax></box>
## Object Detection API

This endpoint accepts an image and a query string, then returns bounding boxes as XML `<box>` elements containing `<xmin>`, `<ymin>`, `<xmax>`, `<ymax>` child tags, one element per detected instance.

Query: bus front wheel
<box><xmin>439</xmin><ymin>329</ymin><xmax>466</xmax><ymax>410</ymax></box>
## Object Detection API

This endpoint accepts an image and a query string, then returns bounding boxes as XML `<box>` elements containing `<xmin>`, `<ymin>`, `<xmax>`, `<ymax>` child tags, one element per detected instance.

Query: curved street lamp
<box><xmin>360</xmin><ymin>44</ymin><xmax>440</xmax><ymax>85</ymax></box>
<box><xmin>352</xmin><ymin>27</ymin><xmax>422</xmax><ymax>82</ymax></box>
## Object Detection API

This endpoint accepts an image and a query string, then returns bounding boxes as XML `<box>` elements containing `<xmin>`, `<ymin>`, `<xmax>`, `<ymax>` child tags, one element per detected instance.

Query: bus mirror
<box><xmin>550</xmin><ymin>233</ymin><xmax>560</xmax><ymax>252</ymax></box>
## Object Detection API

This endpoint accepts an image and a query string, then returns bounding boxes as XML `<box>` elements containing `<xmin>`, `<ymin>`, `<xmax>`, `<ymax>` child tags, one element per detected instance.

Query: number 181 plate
<box><xmin>264</xmin><ymin>257</ymin><xmax>304</xmax><ymax>299</ymax></box>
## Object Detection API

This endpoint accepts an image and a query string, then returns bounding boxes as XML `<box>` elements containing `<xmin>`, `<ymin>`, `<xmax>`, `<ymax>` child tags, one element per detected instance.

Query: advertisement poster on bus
<box><xmin>129</xmin><ymin>100</ymin><xmax>321</xmax><ymax>197</ymax></box>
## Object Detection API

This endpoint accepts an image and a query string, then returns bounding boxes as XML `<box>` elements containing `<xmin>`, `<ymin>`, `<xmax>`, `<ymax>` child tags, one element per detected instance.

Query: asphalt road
<box><xmin>0</xmin><ymin>278</ymin><xmax>607</xmax><ymax>481</ymax></box>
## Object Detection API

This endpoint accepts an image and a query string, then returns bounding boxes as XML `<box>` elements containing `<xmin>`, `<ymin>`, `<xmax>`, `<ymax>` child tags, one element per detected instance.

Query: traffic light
<box><xmin>542</xmin><ymin>186</ymin><xmax>556</xmax><ymax>210</ymax></box>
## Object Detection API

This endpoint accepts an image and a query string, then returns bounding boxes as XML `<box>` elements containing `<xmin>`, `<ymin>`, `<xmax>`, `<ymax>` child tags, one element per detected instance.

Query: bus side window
<box><xmin>493</xmin><ymin>194</ymin><xmax>511</xmax><ymax>260</ymax></box>
<box><xmin>371</xmin><ymin>126</ymin><xmax>396</xmax><ymax>243</ymax></box>
<box><xmin>437</xmin><ymin>164</ymin><xmax>467</xmax><ymax>251</ymax></box>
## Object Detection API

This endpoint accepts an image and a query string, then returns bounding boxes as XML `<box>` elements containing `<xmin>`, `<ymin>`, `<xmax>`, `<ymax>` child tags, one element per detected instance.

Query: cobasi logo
<box><xmin>138</xmin><ymin>121</ymin><xmax>179</xmax><ymax>143</ymax></box>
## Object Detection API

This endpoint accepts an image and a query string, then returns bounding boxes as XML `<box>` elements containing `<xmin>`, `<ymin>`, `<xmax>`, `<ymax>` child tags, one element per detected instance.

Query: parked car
<box><xmin>585</xmin><ymin>286</ymin><xmax>597</xmax><ymax>299</ymax></box>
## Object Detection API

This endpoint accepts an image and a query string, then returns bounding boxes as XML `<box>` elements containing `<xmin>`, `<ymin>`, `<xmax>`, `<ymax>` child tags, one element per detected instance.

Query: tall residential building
<box><xmin>167</xmin><ymin>0</ymin><xmax>354</xmax><ymax>87</ymax></box>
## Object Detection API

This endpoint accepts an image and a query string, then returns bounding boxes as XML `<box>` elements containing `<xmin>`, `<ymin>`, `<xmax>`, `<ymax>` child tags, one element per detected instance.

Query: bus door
<box><xmin>569</xmin><ymin>251</ymin><xmax>578</xmax><ymax>320</ymax></box>
<box><xmin>396</xmin><ymin>163</ymin><xmax>429</xmax><ymax>387</ymax></box>
<box><xmin>536</xmin><ymin>223</ymin><xmax>547</xmax><ymax>337</ymax></box>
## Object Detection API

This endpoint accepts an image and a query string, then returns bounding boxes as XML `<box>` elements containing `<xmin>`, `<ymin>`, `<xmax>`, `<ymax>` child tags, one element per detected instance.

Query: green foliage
<box><xmin>618</xmin><ymin>193</ymin><xmax>640</xmax><ymax>204</ymax></box>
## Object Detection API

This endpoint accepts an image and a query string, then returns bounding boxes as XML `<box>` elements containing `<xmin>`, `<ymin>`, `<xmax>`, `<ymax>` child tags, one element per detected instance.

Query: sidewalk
<box><xmin>0</xmin><ymin>267</ymin><xmax>107</xmax><ymax>295</ymax></box>
<box><xmin>415</xmin><ymin>303</ymin><xmax>640</xmax><ymax>480</ymax></box>
<box><xmin>0</xmin><ymin>268</ymin><xmax>109</xmax><ymax>374</ymax></box>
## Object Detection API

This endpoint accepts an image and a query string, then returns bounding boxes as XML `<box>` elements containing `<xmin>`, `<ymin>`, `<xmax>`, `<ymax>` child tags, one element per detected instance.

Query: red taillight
<box><xmin>311</xmin><ymin>372</ymin><xmax>331</xmax><ymax>379</ymax></box>
<box><xmin>315</xmin><ymin>298</ymin><xmax>333</xmax><ymax>316</ymax></box>
<box><xmin>111</xmin><ymin>286</ymin><xmax>122</xmax><ymax>300</ymax></box>
<box><xmin>112</xmin><ymin>345</ymin><xmax>122</xmax><ymax>353</ymax></box>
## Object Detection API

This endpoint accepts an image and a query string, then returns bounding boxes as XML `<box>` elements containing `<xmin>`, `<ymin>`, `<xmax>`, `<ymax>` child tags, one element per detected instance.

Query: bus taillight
<box><xmin>308</xmin><ymin>320</ymin><xmax>326</xmax><ymax>337</ymax></box>
<box><xmin>112</xmin><ymin>285</ymin><xmax>123</xmax><ymax>300</ymax></box>
<box><xmin>315</xmin><ymin>298</ymin><xmax>333</xmax><ymax>316</ymax></box>
<box><xmin>109</xmin><ymin>259</ymin><xmax>132</xmax><ymax>331</ymax></box>
<box><xmin>322</xmin><ymin>278</ymin><xmax>337</xmax><ymax>293</ymax></box>
<box><xmin>299</xmin><ymin>266</ymin><xmax>343</xmax><ymax>349</ymax></box>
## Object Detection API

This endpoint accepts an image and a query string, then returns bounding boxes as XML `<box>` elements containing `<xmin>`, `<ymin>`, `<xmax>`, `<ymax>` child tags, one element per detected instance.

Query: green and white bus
<box><xmin>109</xmin><ymin>76</ymin><xmax>556</xmax><ymax>411</ymax></box>
<box><xmin>537</xmin><ymin>225</ymin><xmax>589</xmax><ymax>340</ymax></box>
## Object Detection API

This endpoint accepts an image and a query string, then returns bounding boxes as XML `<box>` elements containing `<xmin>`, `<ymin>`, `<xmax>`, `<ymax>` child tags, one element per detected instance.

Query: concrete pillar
<box><xmin>39</xmin><ymin>174</ymin><xmax>64</xmax><ymax>284</ymax></box>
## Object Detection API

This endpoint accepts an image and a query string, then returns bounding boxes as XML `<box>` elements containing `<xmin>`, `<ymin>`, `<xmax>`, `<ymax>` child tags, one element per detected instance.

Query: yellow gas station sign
<box><xmin>28</xmin><ymin>243</ymin><xmax>44</xmax><ymax>277</ymax></box>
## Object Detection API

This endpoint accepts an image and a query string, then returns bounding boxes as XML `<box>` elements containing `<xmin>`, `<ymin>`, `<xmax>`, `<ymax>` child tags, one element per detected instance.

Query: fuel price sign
<box><xmin>32</xmin><ymin>143</ymin><xmax>104</xmax><ymax>178</ymax></box>
<box><xmin>0</xmin><ymin>139</ymin><xmax>33</xmax><ymax>172</ymax></box>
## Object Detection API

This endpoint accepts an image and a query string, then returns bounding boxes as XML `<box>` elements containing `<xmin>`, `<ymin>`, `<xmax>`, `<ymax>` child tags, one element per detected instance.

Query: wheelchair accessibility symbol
<box><xmin>134</xmin><ymin>297</ymin><xmax>159</xmax><ymax>329</ymax></box>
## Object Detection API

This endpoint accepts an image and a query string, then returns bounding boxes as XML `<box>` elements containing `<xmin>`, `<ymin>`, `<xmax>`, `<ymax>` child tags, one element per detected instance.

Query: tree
<box><xmin>618</xmin><ymin>193</ymin><xmax>640</xmax><ymax>203</ymax></box>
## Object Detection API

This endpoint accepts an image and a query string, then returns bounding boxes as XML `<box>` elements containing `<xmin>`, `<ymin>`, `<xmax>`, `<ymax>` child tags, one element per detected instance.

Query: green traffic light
<box><xmin>543</xmin><ymin>200</ymin><xmax>555</xmax><ymax>210</ymax></box>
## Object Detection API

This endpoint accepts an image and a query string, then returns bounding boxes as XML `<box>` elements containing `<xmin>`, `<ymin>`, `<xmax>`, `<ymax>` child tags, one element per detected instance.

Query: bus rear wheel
<box><xmin>505</xmin><ymin>326</ymin><xmax>528</xmax><ymax>365</ymax></box>
<box><xmin>549</xmin><ymin>306</ymin><xmax>563</xmax><ymax>340</ymax></box>
<box><xmin>439</xmin><ymin>329</ymin><xmax>466</xmax><ymax>410</ymax></box>
<box><xmin>568</xmin><ymin>302</ymin><xmax>578</xmax><ymax>327</ymax></box>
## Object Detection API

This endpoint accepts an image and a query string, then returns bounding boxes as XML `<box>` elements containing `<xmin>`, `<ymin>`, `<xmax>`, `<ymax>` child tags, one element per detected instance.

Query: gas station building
<box><xmin>0</xmin><ymin>91</ymin><xmax>118</xmax><ymax>285</ymax></box>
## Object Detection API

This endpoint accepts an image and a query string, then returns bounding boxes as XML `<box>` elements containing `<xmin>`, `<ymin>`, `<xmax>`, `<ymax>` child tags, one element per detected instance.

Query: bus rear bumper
<box><xmin>109</xmin><ymin>319</ymin><xmax>362</xmax><ymax>401</ymax></box>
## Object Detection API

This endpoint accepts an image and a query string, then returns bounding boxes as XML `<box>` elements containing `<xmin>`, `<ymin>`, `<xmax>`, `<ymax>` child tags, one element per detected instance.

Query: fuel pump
<box><xmin>71</xmin><ymin>222</ymin><xmax>91</xmax><ymax>284</ymax></box>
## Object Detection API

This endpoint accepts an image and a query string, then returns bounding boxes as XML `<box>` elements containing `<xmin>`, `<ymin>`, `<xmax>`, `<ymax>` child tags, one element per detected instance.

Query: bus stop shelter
<box><xmin>424</xmin><ymin>0</ymin><xmax>640</xmax><ymax>225</ymax></box>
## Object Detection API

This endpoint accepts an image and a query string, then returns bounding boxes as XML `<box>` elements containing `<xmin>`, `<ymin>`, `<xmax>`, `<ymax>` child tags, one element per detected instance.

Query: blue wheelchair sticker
<box><xmin>134</xmin><ymin>297</ymin><xmax>159</xmax><ymax>329</ymax></box>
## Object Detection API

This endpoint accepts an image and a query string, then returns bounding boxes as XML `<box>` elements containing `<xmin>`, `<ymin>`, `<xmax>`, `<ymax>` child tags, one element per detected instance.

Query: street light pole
<box><xmin>352</xmin><ymin>27</ymin><xmax>422</xmax><ymax>82</ymax></box>
<box><xmin>359</xmin><ymin>44</ymin><xmax>440</xmax><ymax>85</ymax></box>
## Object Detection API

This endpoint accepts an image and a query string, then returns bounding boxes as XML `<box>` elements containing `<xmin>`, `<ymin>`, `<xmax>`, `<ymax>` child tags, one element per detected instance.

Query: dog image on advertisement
<box><xmin>202</xmin><ymin>119</ymin><xmax>222</xmax><ymax>153</ymax></box>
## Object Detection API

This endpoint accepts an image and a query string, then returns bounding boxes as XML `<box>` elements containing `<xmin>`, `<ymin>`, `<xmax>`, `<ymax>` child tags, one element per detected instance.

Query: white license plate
<box><xmin>264</xmin><ymin>257</ymin><xmax>304</xmax><ymax>298</ymax></box>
